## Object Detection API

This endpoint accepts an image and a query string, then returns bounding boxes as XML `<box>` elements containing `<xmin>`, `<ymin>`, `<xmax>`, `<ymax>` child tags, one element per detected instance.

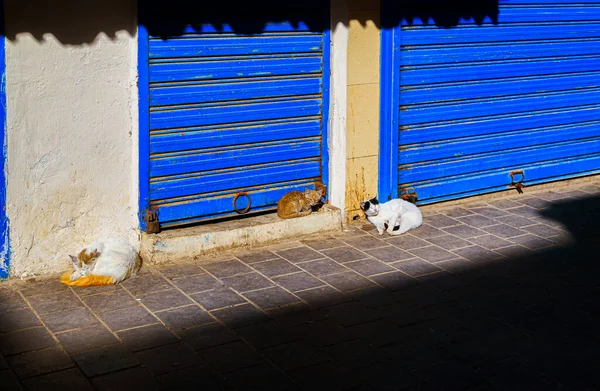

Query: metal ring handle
<box><xmin>233</xmin><ymin>192</ymin><xmax>251</xmax><ymax>214</ymax></box>
<box><xmin>510</xmin><ymin>170</ymin><xmax>525</xmax><ymax>183</ymax></box>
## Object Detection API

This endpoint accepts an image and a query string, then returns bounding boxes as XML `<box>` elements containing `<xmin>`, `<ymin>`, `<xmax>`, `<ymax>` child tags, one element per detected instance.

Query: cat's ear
<box><xmin>359</xmin><ymin>202</ymin><xmax>366</xmax><ymax>209</ymax></box>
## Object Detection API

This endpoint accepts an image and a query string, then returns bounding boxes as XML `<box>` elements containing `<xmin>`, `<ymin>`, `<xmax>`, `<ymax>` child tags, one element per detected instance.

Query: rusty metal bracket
<box><xmin>399</xmin><ymin>187</ymin><xmax>418</xmax><ymax>204</ymax></box>
<box><xmin>143</xmin><ymin>206</ymin><xmax>160</xmax><ymax>234</ymax></box>
<box><xmin>233</xmin><ymin>192</ymin><xmax>251</xmax><ymax>214</ymax></box>
<box><xmin>509</xmin><ymin>170</ymin><xmax>526</xmax><ymax>194</ymax></box>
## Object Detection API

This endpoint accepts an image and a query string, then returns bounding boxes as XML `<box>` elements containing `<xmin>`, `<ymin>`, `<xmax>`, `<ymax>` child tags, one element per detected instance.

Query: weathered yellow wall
<box><xmin>345</xmin><ymin>1</ymin><xmax>381</xmax><ymax>221</ymax></box>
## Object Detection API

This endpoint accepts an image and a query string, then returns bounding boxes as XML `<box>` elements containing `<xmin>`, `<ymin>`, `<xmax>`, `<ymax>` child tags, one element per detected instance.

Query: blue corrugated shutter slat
<box><xmin>141</xmin><ymin>4</ymin><xmax>329</xmax><ymax>227</ymax></box>
<box><xmin>385</xmin><ymin>1</ymin><xmax>600</xmax><ymax>204</ymax></box>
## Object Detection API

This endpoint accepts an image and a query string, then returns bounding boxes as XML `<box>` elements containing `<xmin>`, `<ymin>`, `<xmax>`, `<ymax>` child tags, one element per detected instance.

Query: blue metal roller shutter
<box><xmin>139</xmin><ymin>2</ymin><xmax>330</xmax><ymax>229</ymax></box>
<box><xmin>380</xmin><ymin>0</ymin><xmax>600</xmax><ymax>204</ymax></box>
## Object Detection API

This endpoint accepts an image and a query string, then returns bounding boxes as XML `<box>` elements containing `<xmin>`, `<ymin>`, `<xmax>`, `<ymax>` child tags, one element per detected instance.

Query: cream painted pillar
<box><xmin>345</xmin><ymin>0</ymin><xmax>381</xmax><ymax>221</ymax></box>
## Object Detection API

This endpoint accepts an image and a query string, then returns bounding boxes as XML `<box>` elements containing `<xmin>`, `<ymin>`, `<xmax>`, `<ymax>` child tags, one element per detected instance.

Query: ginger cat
<box><xmin>60</xmin><ymin>239</ymin><xmax>141</xmax><ymax>286</ymax></box>
<box><xmin>277</xmin><ymin>184</ymin><xmax>326</xmax><ymax>219</ymax></box>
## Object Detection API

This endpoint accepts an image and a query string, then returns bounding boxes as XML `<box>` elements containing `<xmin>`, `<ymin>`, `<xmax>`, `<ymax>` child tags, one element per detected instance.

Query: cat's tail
<box><xmin>60</xmin><ymin>273</ymin><xmax>115</xmax><ymax>286</ymax></box>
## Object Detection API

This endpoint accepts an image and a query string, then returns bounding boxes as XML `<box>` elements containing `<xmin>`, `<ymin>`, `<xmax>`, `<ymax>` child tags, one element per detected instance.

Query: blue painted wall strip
<box><xmin>0</xmin><ymin>0</ymin><xmax>10</xmax><ymax>278</ymax></box>
<box><xmin>321</xmin><ymin>17</ymin><xmax>331</xmax><ymax>196</ymax></box>
<box><xmin>137</xmin><ymin>21</ymin><xmax>150</xmax><ymax>232</ymax></box>
<box><xmin>378</xmin><ymin>1</ymin><xmax>400</xmax><ymax>202</ymax></box>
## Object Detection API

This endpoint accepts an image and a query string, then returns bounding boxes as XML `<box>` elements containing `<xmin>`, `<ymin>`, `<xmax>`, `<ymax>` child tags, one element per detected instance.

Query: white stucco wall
<box><xmin>4</xmin><ymin>1</ymin><xmax>139</xmax><ymax>277</ymax></box>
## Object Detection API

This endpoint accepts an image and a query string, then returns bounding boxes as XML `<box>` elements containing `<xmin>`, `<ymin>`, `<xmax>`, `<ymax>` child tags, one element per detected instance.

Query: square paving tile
<box><xmin>326</xmin><ymin>339</ymin><xmax>388</xmax><ymax>370</ymax></box>
<box><xmin>156</xmin><ymin>365</ymin><xmax>226</xmax><ymax>390</ymax></box>
<box><xmin>82</xmin><ymin>290</ymin><xmax>138</xmax><ymax>313</ymax></box>
<box><xmin>135</xmin><ymin>343</ymin><xmax>201</xmax><ymax>376</ymax></box>
<box><xmin>117</xmin><ymin>324</ymin><xmax>178</xmax><ymax>352</ymax></box>
<box><xmin>16</xmin><ymin>279</ymin><xmax>69</xmax><ymax>298</ymax></box>
<box><xmin>385</xmin><ymin>234</ymin><xmax>430</xmax><ymax>250</ymax></box>
<box><xmin>437</xmin><ymin>259</ymin><xmax>476</xmax><ymax>275</ymax></box>
<box><xmin>158</xmin><ymin>263</ymin><xmax>204</xmax><ymax>280</ymax></box>
<box><xmin>70</xmin><ymin>284</ymin><xmax>120</xmax><ymax>298</ymax></box>
<box><xmin>470</xmin><ymin>207</ymin><xmax>510</xmax><ymax>218</ymax></box>
<box><xmin>272</xmin><ymin>272</ymin><xmax>325</xmax><ymax>292</ymax></box>
<box><xmin>28</xmin><ymin>291</ymin><xmax>84</xmax><ymax>314</ymax></box>
<box><xmin>411</xmin><ymin>224</ymin><xmax>446</xmax><ymax>239</ymax></box>
<box><xmin>100</xmin><ymin>306</ymin><xmax>157</xmax><ymax>332</ymax></box>
<box><xmin>8</xmin><ymin>346</ymin><xmax>74</xmax><ymax>379</ymax></box>
<box><xmin>235</xmin><ymin>320</ymin><xmax>297</xmax><ymax>350</ymax></box>
<box><xmin>236</xmin><ymin>249</ymin><xmax>280</xmax><ymax>264</ymax></box>
<box><xmin>391</xmin><ymin>258</ymin><xmax>441</xmax><ymax>277</ymax></box>
<box><xmin>0</xmin><ymin>327</ymin><xmax>56</xmax><ymax>355</ymax></box>
<box><xmin>294</xmin><ymin>286</ymin><xmax>349</xmax><ymax>309</ymax></box>
<box><xmin>0</xmin><ymin>290</ymin><xmax>27</xmax><ymax>313</ymax></box>
<box><xmin>343</xmin><ymin>235</ymin><xmax>387</xmax><ymax>250</ymax></box>
<box><xmin>22</xmin><ymin>368</ymin><xmax>94</xmax><ymax>391</ymax></box>
<box><xmin>321</xmin><ymin>246</ymin><xmax>368</xmax><ymax>263</ymax></box>
<box><xmin>427</xmin><ymin>234</ymin><xmax>472</xmax><ymax>251</ymax></box>
<box><xmin>320</xmin><ymin>271</ymin><xmax>375</xmax><ymax>292</ymax></box>
<box><xmin>301</xmin><ymin>237</ymin><xmax>346</xmax><ymax>250</ymax></box>
<box><xmin>243</xmin><ymin>286</ymin><xmax>301</xmax><ymax>309</ymax></box>
<box><xmin>518</xmin><ymin>197</ymin><xmax>553</xmax><ymax>209</ymax></box>
<box><xmin>443</xmin><ymin>208</ymin><xmax>474</xmax><ymax>218</ymax></box>
<box><xmin>198</xmin><ymin>340</ymin><xmax>265</xmax><ymax>374</ymax></box>
<box><xmin>424</xmin><ymin>214</ymin><xmax>460</xmax><ymax>228</ymax></box>
<box><xmin>202</xmin><ymin>259</ymin><xmax>252</xmax><ymax>278</ymax></box>
<box><xmin>443</xmin><ymin>224</ymin><xmax>487</xmax><ymax>239</ymax></box>
<box><xmin>364</xmin><ymin>246</ymin><xmax>414</xmax><ymax>262</ymax></box>
<box><xmin>511</xmin><ymin>234</ymin><xmax>556</xmax><ymax>250</ymax></box>
<box><xmin>121</xmin><ymin>274</ymin><xmax>171</xmax><ymax>297</ymax></box>
<box><xmin>509</xmin><ymin>206</ymin><xmax>540</xmax><ymax>218</ymax></box>
<box><xmin>92</xmin><ymin>367</ymin><xmax>159</xmax><ymax>391</ymax></box>
<box><xmin>369</xmin><ymin>271</ymin><xmax>418</xmax><ymax>291</ymax></box>
<box><xmin>453</xmin><ymin>246</ymin><xmax>503</xmax><ymax>263</ymax></box>
<box><xmin>263</xmin><ymin>341</ymin><xmax>331</xmax><ymax>371</ymax></box>
<box><xmin>0</xmin><ymin>307</ymin><xmax>41</xmax><ymax>333</ymax></box>
<box><xmin>275</xmin><ymin>246</ymin><xmax>323</xmax><ymax>263</ymax></box>
<box><xmin>468</xmin><ymin>234</ymin><xmax>513</xmax><ymax>250</ymax></box>
<box><xmin>488</xmin><ymin>199</ymin><xmax>522</xmax><ymax>209</ymax></box>
<box><xmin>494</xmin><ymin>214</ymin><xmax>536</xmax><ymax>228</ymax></box>
<box><xmin>191</xmin><ymin>288</ymin><xmax>247</xmax><ymax>311</ymax></box>
<box><xmin>42</xmin><ymin>307</ymin><xmax>100</xmax><ymax>333</ymax></box>
<box><xmin>170</xmin><ymin>273</ymin><xmax>223</xmax><ymax>294</ymax></box>
<box><xmin>251</xmin><ymin>258</ymin><xmax>301</xmax><ymax>278</ymax></box>
<box><xmin>457</xmin><ymin>214</ymin><xmax>497</xmax><ymax>228</ymax></box>
<box><xmin>210</xmin><ymin>303</ymin><xmax>270</xmax><ymax>329</ymax></box>
<box><xmin>344</xmin><ymin>258</ymin><xmax>395</xmax><ymax>276</ymax></box>
<box><xmin>221</xmin><ymin>272</ymin><xmax>274</xmax><ymax>293</ymax></box>
<box><xmin>73</xmin><ymin>345</ymin><xmax>139</xmax><ymax>377</ymax></box>
<box><xmin>155</xmin><ymin>305</ymin><xmax>214</xmax><ymax>332</ymax></box>
<box><xmin>493</xmin><ymin>245</ymin><xmax>534</xmax><ymax>259</ymax></box>
<box><xmin>140</xmin><ymin>289</ymin><xmax>192</xmax><ymax>312</ymax></box>
<box><xmin>483</xmin><ymin>224</ymin><xmax>525</xmax><ymax>238</ymax></box>
<box><xmin>522</xmin><ymin>224</ymin><xmax>564</xmax><ymax>237</ymax></box>
<box><xmin>409</xmin><ymin>246</ymin><xmax>457</xmax><ymax>263</ymax></box>
<box><xmin>179</xmin><ymin>322</ymin><xmax>239</xmax><ymax>351</ymax></box>
<box><xmin>298</xmin><ymin>258</ymin><xmax>348</xmax><ymax>276</ymax></box>
<box><xmin>228</xmin><ymin>363</ymin><xmax>298</xmax><ymax>390</ymax></box>
<box><xmin>56</xmin><ymin>325</ymin><xmax>118</xmax><ymax>354</ymax></box>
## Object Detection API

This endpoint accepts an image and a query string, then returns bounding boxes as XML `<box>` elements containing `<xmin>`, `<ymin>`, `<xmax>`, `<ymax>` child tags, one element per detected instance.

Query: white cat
<box><xmin>360</xmin><ymin>197</ymin><xmax>423</xmax><ymax>236</ymax></box>
<box><xmin>60</xmin><ymin>239</ymin><xmax>141</xmax><ymax>286</ymax></box>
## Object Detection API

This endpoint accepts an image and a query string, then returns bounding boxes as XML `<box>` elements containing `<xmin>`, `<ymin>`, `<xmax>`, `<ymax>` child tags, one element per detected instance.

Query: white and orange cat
<box><xmin>60</xmin><ymin>239</ymin><xmax>141</xmax><ymax>286</ymax></box>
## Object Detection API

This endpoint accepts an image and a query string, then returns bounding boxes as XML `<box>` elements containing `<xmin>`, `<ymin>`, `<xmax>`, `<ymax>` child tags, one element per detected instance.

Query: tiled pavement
<box><xmin>2</xmin><ymin>182</ymin><xmax>600</xmax><ymax>390</ymax></box>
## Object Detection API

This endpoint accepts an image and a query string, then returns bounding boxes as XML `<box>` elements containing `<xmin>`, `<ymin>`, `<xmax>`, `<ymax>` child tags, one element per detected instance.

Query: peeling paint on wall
<box><xmin>0</xmin><ymin>1</ymin><xmax>10</xmax><ymax>279</ymax></box>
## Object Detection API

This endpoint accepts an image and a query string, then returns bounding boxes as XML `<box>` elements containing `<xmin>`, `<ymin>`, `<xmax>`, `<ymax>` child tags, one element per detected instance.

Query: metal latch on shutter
<box><xmin>143</xmin><ymin>206</ymin><xmax>161</xmax><ymax>234</ymax></box>
<box><xmin>399</xmin><ymin>187</ymin><xmax>418</xmax><ymax>204</ymax></box>
<box><xmin>509</xmin><ymin>170</ymin><xmax>526</xmax><ymax>194</ymax></box>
